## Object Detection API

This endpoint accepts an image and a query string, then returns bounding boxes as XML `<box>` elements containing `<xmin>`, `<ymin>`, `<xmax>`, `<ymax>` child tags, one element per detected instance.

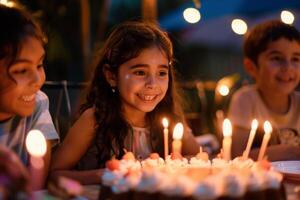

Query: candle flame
<box><xmin>263</xmin><ymin>121</ymin><xmax>272</xmax><ymax>135</ymax></box>
<box><xmin>222</xmin><ymin>118</ymin><xmax>232</xmax><ymax>137</ymax></box>
<box><xmin>173</xmin><ymin>123</ymin><xmax>184</xmax><ymax>140</ymax></box>
<box><xmin>251</xmin><ymin>119</ymin><xmax>258</xmax><ymax>130</ymax></box>
<box><xmin>218</xmin><ymin>84</ymin><xmax>230</xmax><ymax>96</ymax></box>
<box><xmin>162</xmin><ymin>118</ymin><xmax>169</xmax><ymax>128</ymax></box>
<box><xmin>25</xmin><ymin>130</ymin><xmax>47</xmax><ymax>157</ymax></box>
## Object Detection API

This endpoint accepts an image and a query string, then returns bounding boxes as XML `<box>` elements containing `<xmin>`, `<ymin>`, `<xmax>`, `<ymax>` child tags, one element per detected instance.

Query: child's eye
<box><xmin>158</xmin><ymin>71</ymin><xmax>168</xmax><ymax>77</ymax></box>
<box><xmin>270</xmin><ymin>56</ymin><xmax>282</xmax><ymax>61</ymax></box>
<box><xmin>292</xmin><ymin>57</ymin><xmax>300</xmax><ymax>63</ymax></box>
<box><xmin>12</xmin><ymin>69</ymin><xmax>27</xmax><ymax>74</ymax></box>
<box><xmin>133</xmin><ymin>70</ymin><xmax>146</xmax><ymax>76</ymax></box>
<box><xmin>38</xmin><ymin>64</ymin><xmax>44</xmax><ymax>69</ymax></box>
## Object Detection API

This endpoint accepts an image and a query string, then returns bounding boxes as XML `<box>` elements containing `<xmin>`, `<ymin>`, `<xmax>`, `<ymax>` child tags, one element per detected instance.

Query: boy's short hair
<box><xmin>243</xmin><ymin>20</ymin><xmax>300</xmax><ymax>64</ymax></box>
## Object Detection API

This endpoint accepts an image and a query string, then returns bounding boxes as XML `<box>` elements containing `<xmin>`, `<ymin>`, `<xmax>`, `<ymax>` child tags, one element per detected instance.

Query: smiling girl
<box><xmin>50</xmin><ymin>21</ymin><xmax>199</xmax><ymax>184</ymax></box>
<box><xmin>0</xmin><ymin>5</ymin><xmax>59</xmax><ymax>189</ymax></box>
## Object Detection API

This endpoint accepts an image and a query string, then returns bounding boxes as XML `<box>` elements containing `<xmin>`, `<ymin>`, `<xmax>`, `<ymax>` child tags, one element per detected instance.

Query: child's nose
<box><xmin>30</xmin><ymin>71</ymin><xmax>43</xmax><ymax>88</ymax></box>
<box><xmin>145</xmin><ymin>75</ymin><xmax>158</xmax><ymax>88</ymax></box>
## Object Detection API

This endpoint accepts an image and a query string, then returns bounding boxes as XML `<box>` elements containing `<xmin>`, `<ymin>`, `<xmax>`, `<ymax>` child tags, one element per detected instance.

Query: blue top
<box><xmin>0</xmin><ymin>91</ymin><xmax>59</xmax><ymax>165</ymax></box>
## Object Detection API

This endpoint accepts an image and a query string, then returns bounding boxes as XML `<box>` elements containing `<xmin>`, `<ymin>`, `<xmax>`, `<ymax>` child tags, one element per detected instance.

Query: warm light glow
<box><xmin>162</xmin><ymin>118</ymin><xmax>169</xmax><ymax>128</ymax></box>
<box><xmin>26</xmin><ymin>130</ymin><xmax>47</xmax><ymax>157</ymax></box>
<box><xmin>30</xmin><ymin>157</ymin><xmax>44</xmax><ymax>169</ymax></box>
<box><xmin>263</xmin><ymin>121</ymin><xmax>272</xmax><ymax>135</ymax></box>
<box><xmin>251</xmin><ymin>119</ymin><xmax>258</xmax><ymax>130</ymax></box>
<box><xmin>183</xmin><ymin>8</ymin><xmax>201</xmax><ymax>24</ymax></box>
<box><xmin>219</xmin><ymin>85</ymin><xmax>230</xmax><ymax>96</ymax></box>
<box><xmin>0</xmin><ymin>0</ymin><xmax>8</xmax><ymax>4</ymax></box>
<box><xmin>0</xmin><ymin>0</ymin><xmax>14</xmax><ymax>7</ymax></box>
<box><xmin>231</xmin><ymin>19</ymin><xmax>248</xmax><ymax>35</ymax></box>
<box><xmin>173</xmin><ymin>123</ymin><xmax>184</xmax><ymax>140</ymax></box>
<box><xmin>281</xmin><ymin>10</ymin><xmax>294</xmax><ymax>25</ymax></box>
<box><xmin>222</xmin><ymin>118</ymin><xmax>232</xmax><ymax>137</ymax></box>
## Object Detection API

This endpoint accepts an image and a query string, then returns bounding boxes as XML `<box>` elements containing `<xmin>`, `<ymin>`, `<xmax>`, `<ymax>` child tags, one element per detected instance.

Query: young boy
<box><xmin>228</xmin><ymin>20</ymin><xmax>300</xmax><ymax>161</ymax></box>
<box><xmin>0</xmin><ymin>5</ymin><xmax>59</xmax><ymax>189</ymax></box>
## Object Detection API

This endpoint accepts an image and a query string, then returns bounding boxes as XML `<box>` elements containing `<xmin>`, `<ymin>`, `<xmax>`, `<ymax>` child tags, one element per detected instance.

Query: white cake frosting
<box><xmin>141</xmin><ymin>157</ymin><xmax>165</xmax><ymax>168</ymax></box>
<box><xmin>120</xmin><ymin>159</ymin><xmax>141</xmax><ymax>171</ymax></box>
<box><xmin>221</xmin><ymin>170</ymin><xmax>247</xmax><ymax>197</ymax></box>
<box><xmin>135</xmin><ymin>169</ymin><xmax>165</xmax><ymax>193</ymax></box>
<box><xmin>102</xmin><ymin>169</ymin><xmax>125</xmax><ymax>186</ymax></box>
<box><xmin>102</xmin><ymin>153</ymin><xmax>284</xmax><ymax>199</ymax></box>
<box><xmin>165</xmin><ymin>155</ymin><xmax>188</xmax><ymax>169</ymax></box>
<box><xmin>264</xmin><ymin>170</ymin><xmax>283</xmax><ymax>189</ymax></box>
<box><xmin>189</xmin><ymin>157</ymin><xmax>211</xmax><ymax>168</ymax></box>
<box><xmin>246</xmin><ymin>170</ymin><xmax>266</xmax><ymax>191</ymax></box>
<box><xmin>112</xmin><ymin>171</ymin><xmax>141</xmax><ymax>193</ymax></box>
<box><xmin>193</xmin><ymin>175</ymin><xmax>223</xmax><ymax>200</ymax></box>
<box><xmin>231</xmin><ymin>157</ymin><xmax>254</xmax><ymax>169</ymax></box>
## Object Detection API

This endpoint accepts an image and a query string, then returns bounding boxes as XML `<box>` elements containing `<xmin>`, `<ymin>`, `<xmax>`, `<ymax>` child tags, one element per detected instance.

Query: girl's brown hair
<box><xmin>81</xmin><ymin>21</ymin><xmax>185</xmax><ymax>167</ymax></box>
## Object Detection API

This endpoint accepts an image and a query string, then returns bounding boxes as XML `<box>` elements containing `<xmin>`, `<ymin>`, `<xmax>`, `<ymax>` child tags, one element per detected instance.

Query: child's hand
<box><xmin>0</xmin><ymin>145</ymin><xmax>31</xmax><ymax>197</ymax></box>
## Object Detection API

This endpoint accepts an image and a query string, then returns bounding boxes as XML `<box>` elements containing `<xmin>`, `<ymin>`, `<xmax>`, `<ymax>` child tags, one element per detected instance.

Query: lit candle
<box><xmin>258</xmin><ymin>121</ymin><xmax>272</xmax><ymax>161</ymax></box>
<box><xmin>222</xmin><ymin>118</ymin><xmax>232</xmax><ymax>161</ymax></box>
<box><xmin>25</xmin><ymin>130</ymin><xmax>47</xmax><ymax>190</ymax></box>
<box><xmin>162</xmin><ymin>118</ymin><xmax>169</xmax><ymax>159</ymax></box>
<box><xmin>199</xmin><ymin>146</ymin><xmax>203</xmax><ymax>154</ymax></box>
<box><xmin>243</xmin><ymin>119</ymin><xmax>258</xmax><ymax>159</ymax></box>
<box><xmin>172</xmin><ymin>123</ymin><xmax>184</xmax><ymax>154</ymax></box>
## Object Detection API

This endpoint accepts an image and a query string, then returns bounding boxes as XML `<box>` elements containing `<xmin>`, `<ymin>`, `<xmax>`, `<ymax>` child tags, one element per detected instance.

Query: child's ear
<box><xmin>103</xmin><ymin>64</ymin><xmax>117</xmax><ymax>87</ymax></box>
<box><xmin>244</xmin><ymin>58</ymin><xmax>258</xmax><ymax>80</ymax></box>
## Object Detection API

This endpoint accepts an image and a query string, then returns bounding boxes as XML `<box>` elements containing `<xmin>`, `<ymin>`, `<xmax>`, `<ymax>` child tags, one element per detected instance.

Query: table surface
<box><xmin>34</xmin><ymin>181</ymin><xmax>299</xmax><ymax>200</ymax></box>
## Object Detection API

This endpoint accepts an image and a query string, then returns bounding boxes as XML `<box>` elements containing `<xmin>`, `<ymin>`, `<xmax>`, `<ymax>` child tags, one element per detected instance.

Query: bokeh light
<box><xmin>0</xmin><ymin>0</ymin><xmax>15</xmax><ymax>7</ymax></box>
<box><xmin>231</xmin><ymin>19</ymin><xmax>248</xmax><ymax>35</ymax></box>
<box><xmin>183</xmin><ymin>8</ymin><xmax>201</xmax><ymax>24</ymax></box>
<box><xmin>219</xmin><ymin>85</ymin><xmax>230</xmax><ymax>96</ymax></box>
<box><xmin>281</xmin><ymin>10</ymin><xmax>294</xmax><ymax>24</ymax></box>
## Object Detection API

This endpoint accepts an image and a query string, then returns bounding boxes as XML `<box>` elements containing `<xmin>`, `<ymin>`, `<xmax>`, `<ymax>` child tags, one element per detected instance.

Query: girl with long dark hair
<box><xmin>51</xmin><ymin>21</ymin><xmax>198</xmax><ymax>184</ymax></box>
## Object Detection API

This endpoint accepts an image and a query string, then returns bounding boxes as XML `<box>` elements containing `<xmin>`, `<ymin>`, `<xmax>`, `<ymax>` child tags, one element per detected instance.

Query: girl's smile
<box><xmin>113</xmin><ymin>46</ymin><xmax>169</xmax><ymax>119</ymax></box>
<box><xmin>20</xmin><ymin>94</ymin><xmax>36</xmax><ymax>102</ymax></box>
<box><xmin>136</xmin><ymin>93</ymin><xmax>159</xmax><ymax>101</ymax></box>
<box><xmin>0</xmin><ymin>36</ymin><xmax>45</xmax><ymax>120</ymax></box>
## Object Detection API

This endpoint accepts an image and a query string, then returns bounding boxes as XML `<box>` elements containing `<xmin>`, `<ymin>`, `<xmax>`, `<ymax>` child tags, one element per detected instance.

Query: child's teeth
<box><xmin>144</xmin><ymin>95</ymin><xmax>155</xmax><ymax>100</ymax></box>
<box><xmin>140</xmin><ymin>95</ymin><xmax>155</xmax><ymax>101</ymax></box>
<box><xmin>22</xmin><ymin>94</ymin><xmax>35</xmax><ymax>102</ymax></box>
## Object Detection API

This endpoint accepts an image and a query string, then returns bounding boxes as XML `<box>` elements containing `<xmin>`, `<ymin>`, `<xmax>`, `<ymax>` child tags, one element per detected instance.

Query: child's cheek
<box><xmin>124</xmin><ymin>74</ymin><xmax>131</xmax><ymax>80</ymax></box>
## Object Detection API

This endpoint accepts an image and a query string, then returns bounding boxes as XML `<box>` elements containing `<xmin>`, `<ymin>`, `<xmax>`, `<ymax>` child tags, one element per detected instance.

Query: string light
<box><xmin>0</xmin><ymin>0</ymin><xmax>15</xmax><ymax>7</ymax></box>
<box><xmin>183</xmin><ymin>8</ymin><xmax>201</xmax><ymax>24</ymax></box>
<box><xmin>281</xmin><ymin>10</ymin><xmax>294</xmax><ymax>24</ymax></box>
<box><xmin>231</xmin><ymin>19</ymin><xmax>248</xmax><ymax>35</ymax></box>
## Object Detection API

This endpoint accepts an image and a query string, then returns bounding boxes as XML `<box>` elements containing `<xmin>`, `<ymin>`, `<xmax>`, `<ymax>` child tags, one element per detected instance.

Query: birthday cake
<box><xmin>98</xmin><ymin>152</ymin><xmax>286</xmax><ymax>200</ymax></box>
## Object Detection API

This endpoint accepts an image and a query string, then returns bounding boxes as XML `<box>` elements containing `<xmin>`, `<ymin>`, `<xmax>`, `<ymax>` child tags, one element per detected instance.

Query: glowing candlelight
<box><xmin>172</xmin><ymin>123</ymin><xmax>184</xmax><ymax>155</ymax></box>
<box><xmin>25</xmin><ymin>130</ymin><xmax>47</xmax><ymax>190</ymax></box>
<box><xmin>258</xmin><ymin>121</ymin><xmax>272</xmax><ymax>161</ymax></box>
<box><xmin>162</xmin><ymin>118</ymin><xmax>169</xmax><ymax>159</ymax></box>
<box><xmin>243</xmin><ymin>119</ymin><xmax>258</xmax><ymax>159</ymax></box>
<box><xmin>222</xmin><ymin>119</ymin><xmax>232</xmax><ymax>161</ymax></box>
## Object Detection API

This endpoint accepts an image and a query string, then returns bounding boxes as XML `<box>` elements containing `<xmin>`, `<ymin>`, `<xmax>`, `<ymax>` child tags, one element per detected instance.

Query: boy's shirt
<box><xmin>0</xmin><ymin>90</ymin><xmax>59</xmax><ymax>165</ymax></box>
<box><xmin>228</xmin><ymin>85</ymin><xmax>300</xmax><ymax>147</ymax></box>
